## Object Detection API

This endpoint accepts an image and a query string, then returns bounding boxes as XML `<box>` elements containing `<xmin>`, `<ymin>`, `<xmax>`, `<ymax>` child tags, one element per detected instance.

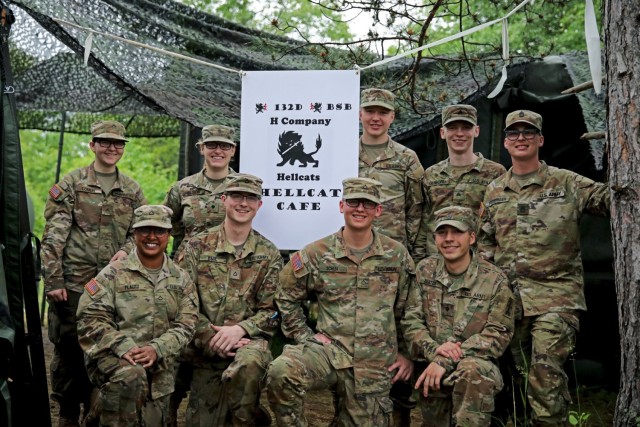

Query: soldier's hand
<box><xmin>209</xmin><ymin>325</ymin><xmax>247</xmax><ymax>354</ymax></box>
<box><xmin>110</xmin><ymin>250</ymin><xmax>128</xmax><ymax>263</ymax></box>
<box><xmin>388</xmin><ymin>353</ymin><xmax>414</xmax><ymax>383</ymax></box>
<box><xmin>435</xmin><ymin>341</ymin><xmax>462</xmax><ymax>361</ymax></box>
<box><xmin>313</xmin><ymin>333</ymin><xmax>332</xmax><ymax>344</ymax></box>
<box><xmin>216</xmin><ymin>338</ymin><xmax>251</xmax><ymax>358</ymax></box>
<box><xmin>129</xmin><ymin>345</ymin><xmax>158</xmax><ymax>368</ymax></box>
<box><xmin>46</xmin><ymin>288</ymin><xmax>68</xmax><ymax>303</ymax></box>
<box><xmin>415</xmin><ymin>362</ymin><xmax>446</xmax><ymax>397</ymax></box>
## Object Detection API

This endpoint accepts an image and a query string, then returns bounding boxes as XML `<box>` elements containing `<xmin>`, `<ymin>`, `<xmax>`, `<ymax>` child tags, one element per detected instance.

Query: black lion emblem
<box><xmin>277</xmin><ymin>131</ymin><xmax>322</xmax><ymax>167</ymax></box>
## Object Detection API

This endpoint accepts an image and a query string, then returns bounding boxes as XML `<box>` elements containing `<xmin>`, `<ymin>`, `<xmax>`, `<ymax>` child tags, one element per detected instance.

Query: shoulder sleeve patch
<box><xmin>291</xmin><ymin>251</ymin><xmax>305</xmax><ymax>272</ymax></box>
<box><xmin>84</xmin><ymin>278</ymin><xmax>102</xmax><ymax>296</ymax></box>
<box><xmin>48</xmin><ymin>184</ymin><xmax>64</xmax><ymax>200</ymax></box>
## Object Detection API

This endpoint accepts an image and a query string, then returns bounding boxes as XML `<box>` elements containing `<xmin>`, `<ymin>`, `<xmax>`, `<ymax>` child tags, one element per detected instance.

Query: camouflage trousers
<box><xmin>511</xmin><ymin>312</ymin><xmax>578</xmax><ymax>427</ymax></box>
<box><xmin>266</xmin><ymin>341</ymin><xmax>393</xmax><ymax>427</ymax></box>
<box><xmin>48</xmin><ymin>290</ymin><xmax>93</xmax><ymax>419</ymax></box>
<box><xmin>86</xmin><ymin>355</ymin><xmax>169</xmax><ymax>426</ymax></box>
<box><xmin>416</xmin><ymin>357</ymin><xmax>503</xmax><ymax>427</ymax></box>
<box><xmin>186</xmin><ymin>339</ymin><xmax>272</xmax><ymax>427</ymax></box>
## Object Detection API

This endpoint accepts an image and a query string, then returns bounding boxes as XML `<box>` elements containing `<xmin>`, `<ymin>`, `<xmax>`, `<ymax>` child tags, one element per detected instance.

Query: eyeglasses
<box><xmin>135</xmin><ymin>227</ymin><xmax>169</xmax><ymax>237</ymax></box>
<box><xmin>203</xmin><ymin>141</ymin><xmax>234</xmax><ymax>151</ymax></box>
<box><xmin>344</xmin><ymin>199</ymin><xmax>378</xmax><ymax>210</ymax></box>
<box><xmin>95</xmin><ymin>139</ymin><xmax>126</xmax><ymax>149</ymax></box>
<box><xmin>505</xmin><ymin>129</ymin><xmax>539</xmax><ymax>141</ymax></box>
<box><xmin>227</xmin><ymin>192</ymin><xmax>261</xmax><ymax>204</ymax></box>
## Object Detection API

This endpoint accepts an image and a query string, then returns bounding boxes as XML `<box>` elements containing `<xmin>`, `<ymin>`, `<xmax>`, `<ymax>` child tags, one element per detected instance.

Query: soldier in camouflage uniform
<box><xmin>177</xmin><ymin>173</ymin><xmax>282</xmax><ymax>426</ymax></box>
<box><xmin>414</xmin><ymin>104</ymin><xmax>506</xmax><ymax>260</ymax></box>
<box><xmin>163</xmin><ymin>125</ymin><xmax>237</xmax><ymax>424</ymax></box>
<box><xmin>164</xmin><ymin>124</ymin><xmax>237</xmax><ymax>257</ymax></box>
<box><xmin>478</xmin><ymin>110</ymin><xmax>610</xmax><ymax>426</ymax></box>
<box><xmin>358</xmin><ymin>88</ymin><xmax>423</xmax><ymax>424</ymax></box>
<box><xmin>41</xmin><ymin>120</ymin><xmax>146</xmax><ymax>426</ymax></box>
<box><xmin>402</xmin><ymin>206</ymin><xmax>514</xmax><ymax>426</ymax></box>
<box><xmin>358</xmin><ymin>88</ymin><xmax>424</xmax><ymax>257</ymax></box>
<box><xmin>76</xmin><ymin>205</ymin><xmax>199</xmax><ymax>426</ymax></box>
<box><xmin>267</xmin><ymin>177</ymin><xmax>415</xmax><ymax>427</ymax></box>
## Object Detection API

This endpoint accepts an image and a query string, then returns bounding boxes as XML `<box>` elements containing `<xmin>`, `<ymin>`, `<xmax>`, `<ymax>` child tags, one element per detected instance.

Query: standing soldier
<box><xmin>163</xmin><ymin>124</ymin><xmax>237</xmax><ymax>423</ymax></box>
<box><xmin>267</xmin><ymin>177</ymin><xmax>415</xmax><ymax>427</ymax></box>
<box><xmin>41</xmin><ymin>120</ymin><xmax>146</xmax><ymax>426</ymax></box>
<box><xmin>164</xmin><ymin>124</ymin><xmax>236</xmax><ymax>257</ymax></box>
<box><xmin>414</xmin><ymin>104</ymin><xmax>505</xmax><ymax>260</ymax></box>
<box><xmin>479</xmin><ymin>110</ymin><xmax>610</xmax><ymax>426</ymax></box>
<box><xmin>177</xmin><ymin>173</ymin><xmax>282</xmax><ymax>426</ymax></box>
<box><xmin>358</xmin><ymin>88</ymin><xmax>423</xmax><ymax>423</ymax></box>
<box><xmin>77</xmin><ymin>205</ymin><xmax>199</xmax><ymax>426</ymax></box>
<box><xmin>402</xmin><ymin>206</ymin><xmax>514</xmax><ymax>426</ymax></box>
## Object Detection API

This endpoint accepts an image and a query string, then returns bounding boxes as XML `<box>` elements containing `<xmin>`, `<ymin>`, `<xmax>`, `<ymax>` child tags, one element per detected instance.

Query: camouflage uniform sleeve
<box><xmin>76</xmin><ymin>267</ymin><xmax>138</xmax><ymax>358</ymax></box>
<box><xmin>404</xmin><ymin>152</ymin><xmax>425</xmax><ymax>255</ymax></box>
<box><xmin>412</xmin><ymin>181</ymin><xmax>431</xmax><ymax>263</ymax></box>
<box><xmin>149</xmin><ymin>273</ymin><xmax>199</xmax><ymax>361</ymax></box>
<box><xmin>459</xmin><ymin>275</ymin><xmax>515</xmax><ymax>360</ymax></box>
<box><xmin>41</xmin><ymin>179</ymin><xmax>74</xmax><ymax>293</ymax></box>
<box><xmin>119</xmin><ymin>185</ymin><xmax>146</xmax><ymax>255</ymax></box>
<box><xmin>394</xmin><ymin>250</ymin><xmax>416</xmax><ymax>358</ymax></box>
<box><xmin>275</xmin><ymin>250</ymin><xmax>315</xmax><ymax>343</ymax></box>
<box><xmin>163</xmin><ymin>183</ymin><xmax>185</xmax><ymax>258</ymax></box>
<box><xmin>238</xmin><ymin>248</ymin><xmax>283</xmax><ymax>338</ymax></box>
<box><xmin>572</xmin><ymin>174</ymin><xmax>610</xmax><ymax>217</ymax></box>
<box><xmin>175</xmin><ymin>239</ymin><xmax>213</xmax><ymax>348</ymax></box>
<box><xmin>477</xmin><ymin>192</ymin><xmax>497</xmax><ymax>262</ymax></box>
<box><xmin>400</xmin><ymin>278</ymin><xmax>438</xmax><ymax>361</ymax></box>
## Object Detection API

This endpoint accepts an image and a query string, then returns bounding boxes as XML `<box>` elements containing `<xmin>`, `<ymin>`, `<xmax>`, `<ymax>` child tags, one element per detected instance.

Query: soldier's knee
<box><xmin>109</xmin><ymin>364</ymin><xmax>148</xmax><ymax>398</ymax></box>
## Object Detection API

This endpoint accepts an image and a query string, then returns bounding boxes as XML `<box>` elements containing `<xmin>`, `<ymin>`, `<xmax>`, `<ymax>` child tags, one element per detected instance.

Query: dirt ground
<box><xmin>43</xmin><ymin>326</ymin><xmax>615</xmax><ymax>426</ymax></box>
<box><xmin>42</xmin><ymin>327</ymin><xmax>423</xmax><ymax>426</ymax></box>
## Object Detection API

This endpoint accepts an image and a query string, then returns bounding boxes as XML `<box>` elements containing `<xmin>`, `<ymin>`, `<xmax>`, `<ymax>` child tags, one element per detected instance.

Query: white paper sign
<box><xmin>240</xmin><ymin>70</ymin><xmax>360</xmax><ymax>250</ymax></box>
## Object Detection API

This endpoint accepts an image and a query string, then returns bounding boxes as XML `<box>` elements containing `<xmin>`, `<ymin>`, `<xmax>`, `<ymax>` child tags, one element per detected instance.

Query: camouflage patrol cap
<box><xmin>434</xmin><ymin>206</ymin><xmax>477</xmax><ymax>233</ymax></box>
<box><xmin>342</xmin><ymin>177</ymin><xmax>382</xmax><ymax>204</ymax></box>
<box><xmin>360</xmin><ymin>88</ymin><xmax>395</xmax><ymax>111</ymax></box>
<box><xmin>91</xmin><ymin>120</ymin><xmax>128</xmax><ymax>142</ymax></box>
<box><xmin>442</xmin><ymin>104</ymin><xmax>477</xmax><ymax>126</ymax></box>
<box><xmin>201</xmin><ymin>124</ymin><xmax>236</xmax><ymax>146</ymax></box>
<box><xmin>133</xmin><ymin>205</ymin><xmax>173</xmax><ymax>229</ymax></box>
<box><xmin>224</xmin><ymin>173</ymin><xmax>263</xmax><ymax>196</ymax></box>
<box><xmin>505</xmin><ymin>110</ymin><xmax>543</xmax><ymax>131</ymax></box>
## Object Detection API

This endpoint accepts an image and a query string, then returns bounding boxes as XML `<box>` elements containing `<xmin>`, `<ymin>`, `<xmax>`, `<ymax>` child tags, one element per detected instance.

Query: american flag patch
<box><xmin>291</xmin><ymin>252</ymin><xmax>304</xmax><ymax>272</ymax></box>
<box><xmin>49</xmin><ymin>184</ymin><xmax>63</xmax><ymax>200</ymax></box>
<box><xmin>84</xmin><ymin>278</ymin><xmax>101</xmax><ymax>296</ymax></box>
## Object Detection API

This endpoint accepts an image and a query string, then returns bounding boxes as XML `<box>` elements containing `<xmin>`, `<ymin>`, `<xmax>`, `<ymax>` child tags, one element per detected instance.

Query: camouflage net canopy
<box><xmin>10</xmin><ymin>0</ymin><xmax>330</xmax><ymax>137</ymax></box>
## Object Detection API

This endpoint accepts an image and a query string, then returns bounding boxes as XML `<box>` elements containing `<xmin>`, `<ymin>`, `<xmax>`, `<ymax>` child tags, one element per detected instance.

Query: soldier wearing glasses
<box><xmin>76</xmin><ymin>205</ymin><xmax>199</xmax><ymax>426</ymax></box>
<box><xmin>41</xmin><ymin>120</ymin><xmax>146</xmax><ymax>426</ymax></box>
<box><xmin>177</xmin><ymin>173</ymin><xmax>282</xmax><ymax>426</ymax></box>
<box><xmin>478</xmin><ymin>110</ymin><xmax>610</xmax><ymax>425</ymax></box>
<box><xmin>164</xmin><ymin>124</ymin><xmax>237</xmax><ymax>258</ymax></box>
<box><xmin>267</xmin><ymin>177</ymin><xmax>415</xmax><ymax>426</ymax></box>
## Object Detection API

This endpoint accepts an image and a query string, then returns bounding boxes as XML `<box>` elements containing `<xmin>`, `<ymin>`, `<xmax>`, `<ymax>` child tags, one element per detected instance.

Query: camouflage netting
<box><xmin>9</xmin><ymin>0</ymin><xmax>604</xmax><ymax>151</ymax></box>
<box><xmin>10</xmin><ymin>0</ymin><xmax>335</xmax><ymax>137</ymax></box>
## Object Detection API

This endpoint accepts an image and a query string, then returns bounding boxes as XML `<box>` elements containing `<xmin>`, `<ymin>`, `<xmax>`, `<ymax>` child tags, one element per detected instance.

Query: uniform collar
<box><xmin>504</xmin><ymin>161</ymin><xmax>548</xmax><ymax>191</ymax></box>
<box><xmin>435</xmin><ymin>250</ymin><xmax>479</xmax><ymax>292</ymax></box>
<box><xmin>214</xmin><ymin>225</ymin><xmax>257</xmax><ymax>259</ymax></box>
<box><xmin>359</xmin><ymin>137</ymin><xmax>396</xmax><ymax>164</ymax></box>
<box><xmin>333</xmin><ymin>227</ymin><xmax>385</xmax><ymax>260</ymax></box>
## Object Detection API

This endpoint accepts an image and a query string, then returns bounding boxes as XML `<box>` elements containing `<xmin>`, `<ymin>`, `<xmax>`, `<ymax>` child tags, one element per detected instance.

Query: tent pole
<box><xmin>55</xmin><ymin>111</ymin><xmax>66</xmax><ymax>183</ymax></box>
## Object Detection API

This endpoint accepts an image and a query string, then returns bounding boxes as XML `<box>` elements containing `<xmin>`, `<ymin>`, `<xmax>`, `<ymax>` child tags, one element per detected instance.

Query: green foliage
<box><xmin>21</xmin><ymin>130</ymin><xmax>179</xmax><ymax>239</ymax></box>
<box><xmin>177</xmin><ymin>0</ymin><xmax>353</xmax><ymax>42</ymax></box>
<box><xmin>569</xmin><ymin>410</ymin><xmax>591</xmax><ymax>426</ymax></box>
<box><xmin>405</xmin><ymin>0</ymin><xmax>603</xmax><ymax>58</ymax></box>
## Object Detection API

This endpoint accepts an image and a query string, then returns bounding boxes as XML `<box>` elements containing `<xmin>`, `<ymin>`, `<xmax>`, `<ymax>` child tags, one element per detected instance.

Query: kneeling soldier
<box><xmin>402</xmin><ymin>206</ymin><xmax>514</xmax><ymax>426</ymax></box>
<box><xmin>77</xmin><ymin>205</ymin><xmax>199</xmax><ymax>426</ymax></box>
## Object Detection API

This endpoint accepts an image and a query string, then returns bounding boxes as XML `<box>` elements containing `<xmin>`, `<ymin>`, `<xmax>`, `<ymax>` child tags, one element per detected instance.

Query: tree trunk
<box><xmin>604</xmin><ymin>1</ymin><xmax>640</xmax><ymax>425</ymax></box>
